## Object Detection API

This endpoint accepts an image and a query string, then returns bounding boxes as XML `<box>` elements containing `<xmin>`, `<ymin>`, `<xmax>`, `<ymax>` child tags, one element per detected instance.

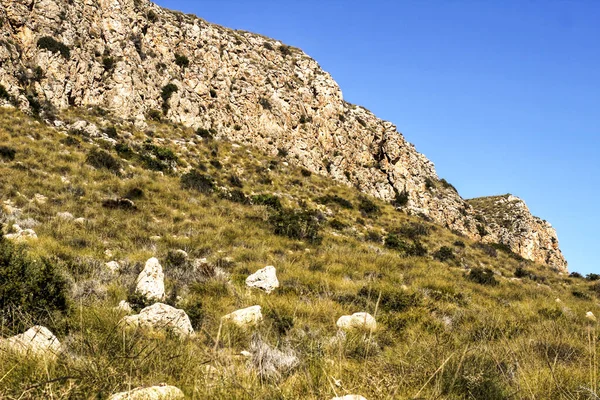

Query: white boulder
<box><xmin>336</xmin><ymin>312</ymin><xmax>377</xmax><ymax>332</ymax></box>
<box><xmin>222</xmin><ymin>305</ymin><xmax>263</xmax><ymax>327</ymax></box>
<box><xmin>135</xmin><ymin>257</ymin><xmax>165</xmax><ymax>301</ymax></box>
<box><xmin>120</xmin><ymin>303</ymin><xmax>194</xmax><ymax>337</ymax></box>
<box><xmin>105</xmin><ymin>261</ymin><xmax>120</xmax><ymax>273</ymax></box>
<box><xmin>1</xmin><ymin>325</ymin><xmax>61</xmax><ymax>358</ymax></box>
<box><xmin>3</xmin><ymin>224</ymin><xmax>37</xmax><ymax>241</ymax></box>
<box><xmin>108</xmin><ymin>385</ymin><xmax>185</xmax><ymax>400</ymax></box>
<box><xmin>246</xmin><ymin>265</ymin><xmax>279</xmax><ymax>294</ymax></box>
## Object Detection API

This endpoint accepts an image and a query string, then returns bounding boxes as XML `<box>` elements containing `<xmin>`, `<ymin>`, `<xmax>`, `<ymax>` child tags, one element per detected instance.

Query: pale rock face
<box><xmin>108</xmin><ymin>385</ymin><xmax>185</xmax><ymax>400</ymax></box>
<box><xmin>105</xmin><ymin>261</ymin><xmax>120</xmax><ymax>273</ymax></box>
<box><xmin>3</xmin><ymin>224</ymin><xmax>37</xmax><ymax>241</ymax></box>
<box><xmin>120</xmin><ymin>302</ymin><xmax>194</xmax><ymax>337</ymax></box>
<box><xmin>1</xmin><ymin>325</ymin><xmax>61</xmax><ymax>358</ymax></box>
<box><xmin>135</xmin><ymin>257</ymin><xmax>165</xmax><ymax>301</ymax></box>
<box><xmin>222</xmin><ymin>305</ymin><xmax>263</xmax><ymax>327</ymax></box>
<box><xmin>336</xmin><ymin>312</ymin><xmax>377</xmax><ymax>332</ymax></box>
<box><xmin>245</xmin><ymin>265</ymin><xmax>279</xmax><ymax>294</ymax></box>
<box><xmin>0</xmin><ymin>0</ymin><xmax>566</xmax><ymax>271</ymax></box>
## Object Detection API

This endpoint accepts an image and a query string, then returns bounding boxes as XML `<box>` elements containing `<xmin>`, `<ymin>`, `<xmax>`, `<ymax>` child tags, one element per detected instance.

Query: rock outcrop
<box><xmin>0</xmin><ymin>0</ymin><xmax>566</xmax><ymax>270</ymax></box>
<box><xmin>336</xmin><ymin>312</ymin><xmax>377</xmax><ymax>332</ymax></box>
<box><xmin>135</xmin><ymin>257</ymin><xmax>165</xmax><ymax>301</ymax></box>
<box><xmin>222</xmin><ymin>305</ymin><xmax>263</xmax><ymax>327</ymax></box>
<box><xmin>1</xmin><ymin>325</ymin><xmax>61</xmax><ymax>358</ymax></box>
<box><xmin>467</xmin><ymin>194</ymin><xmax>567</xmax><ymax>272</ymax></box>
<box><xmin>246</xmin><ymin>265</ymin><xmax>279</xmax><ymax>294</ymax></box>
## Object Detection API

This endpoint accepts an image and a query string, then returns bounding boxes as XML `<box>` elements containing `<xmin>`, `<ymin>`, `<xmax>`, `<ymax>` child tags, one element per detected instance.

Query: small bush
<box><xmin>102</xmin><ymin>57</ymin><xmax>115</xmax><ymax>72</ymax></box>
<box><xmin>0</xmin><ymin>236</ymin><xmax>69</xmax><ymax>331</ymax></box>
<box><xmin>316</xmin><ymin>194</ymin><xmax>353</xmax><ymax>209</ymax></box>
<box><xmin>147</xmin><ymin>10</ymin><xmax>158</xmax><ymax>22</ymax></box>
<box><xmin>514</xmin><ymin>266</ymin><xmax>531</xmax><ymax>279</ymax></box>
<box><xmin>221</xmin><ymin>189</ymin><xmax>250</xmax><ymax>205</ymax></box>
<box><xmin>391</xmin><ymin>191</ymin><xmax>409</xmax><ymax>207</ymax></box>
<box><xmin>358</xmin><ymin>286</ymin><xmax>421</xmax><ymax>313</ymax></box>
<box><xmin>358</xmin><ymin>196</ymin><xmax>380</xmax><ymax>216</ymax></box>
<box><xmin>174</xmin><ymin>53</ymin><xmax>189</xmax><ymax>68</ymax></box>
<box><xmin>252</xmin><ymin>194</ymin><xmax>282</xmax><ymax>210</ymax></box>
<box><xmin>264</xmin><ymin>307</ymin><xmax>294</xmax><ymax>336</ymax></box>
<box><xmin>0</xmin><ymin>146</ymin><xmax>16</xmax><ymax>161</ymax></box>
<box><xmin>161</xmin><ymin>83</ymin><xmax>178</xmax><ymax>113</ymax></box>
<box><xmin>124</xmin><ymin>187</ymin><xmax>144</xmax><ymax>200</ymax></box>
<box><xmin>569</xmin><ymin>272</ymin><xmax>583</xmax><ymax>279</ymax></box>
<box><xmin>439</xmin><ymin>178</ymin><xmax>458</xmax><ymax>193</ymax></box>
<box><xmin>147</xmin><ymin>109</ymin><xmax>162</xmax><ymax>121</ymax></box>
<box><xmin>180</xmin><ymin>170</ymin><xmax>215</xmax><ymax>194</ymax></box>
<box><xmin>454</xmin><ymin>240</ymin><xmax>466</xmax><ymax>248</ymax></box>
<box><xmin>434</xmin><ymin>246</ymin><xmax>455</xmax><ymax>262</ymax></box>
<box><xmin>263</xmin><ymin>42</ymin><xmax>274</xmax><ymax>50</ymax></box>
<box><xmin>259</xmin><ymin>97</ymin><xmax>272</xmax><ymax>110</ymax></box>
<box><xmin>329</xmin><ymin>219</ymin><xmax>347</xmax><ymax>230</ymax></box>
<box><xmin>474</xmin><ymin>242</ymin><xmax>497</xmax><ymax>258</ymax></box>
<box><xmin>37</xmin><ymin>36</ymin><xmax>71</xmax><ymax>59</ymax></box>
<box><xmin>229</xmin><ymin>175</ymin><xmax>243</xmax><ymax>188</ymax></box>
<box><xmin>102</xmin><ymin>198</ymin><xmax>136</xmax><ymax>210</ymax></box>
<box><xmin>0</xmin><ymin>84</ymin><xmax>9</xmax><ymax>101</ymax></box>
<box><xmin>468</xmin><ymin>267</ymin><xmax>498</xmax><ymax>286</ymax></box>
<box><xmin>196</xmin><ymin>128</ymin><xmax>214</xmax><ymax>139</ymax></box>
<box><xmin>279</xmin><ymin>45</ymin><xmax>292</xmax><ymax>57</ymax></box>
<box><xmin>86</xmin><ymin>149</ymin><xmax>121</xmax><ymax>174</ymax></box>
<box><xmin>209</xmin><ymin>89</ymin><xmax>217</xmax><ymax>98</ymax></box>
<box><xmin>300</xmin><ymin>168</ymin><xmax>312</xmax><ymax>177</ymax></box>
<box><xmin>269</xmin><ymin>208</ymin><xmax>322</xmax><ymax>244</ymax></box>
<box><xmin>399</xmin><ymin>222</ymin><xmax>429</xmax><ymax>240</ymax></box>
<box><xmin>384</xmin><ymin>234</ymin><xmax>427</xmax><ymax>257</ymax></box>
<box><xmin>586</xmin><ymin>273</ymin><xmax>600</xmax><ymax>281</ymax></box>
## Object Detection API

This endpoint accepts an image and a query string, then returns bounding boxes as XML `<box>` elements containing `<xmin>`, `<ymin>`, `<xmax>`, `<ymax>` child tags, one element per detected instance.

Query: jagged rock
<box><xmin>222</xmin><ymin>305</ymin><xmax>263</xmax><ymax>327</ymax></box>
<box><xmin>105</xmin><ymin>261</ymin><xmax>120</xmax><ymax>273</ymax></box>
<box><xmin>120</xmin><ymin>303</ymin><xmax>194</xmax><ymax>337</ymax></box>
<box><xmin>117</xmin><ymin>300</ymin><xmax>133</xmax><ymax>313</ymax></box>
<box><xmin>331</xmin><ymin>396</ymin><xmax>368</xmax><ymax>400</ymax></box>
<box><xmin>1</xmin><ymin>325</ymin><xmax>61</xmax><ymax>358</ymax></box>
<box><xmin>0</xmin><ymin>0</ymin><xmax>566</xmax><ymax>270</ymax></box>
<box><xmin>3</xmin><ymin>224</ymin><xmax>37</xmax><ymax>241</ymax></box>
<box><xmin>108</xmin><ymin>385</ymin><xmax>185</xmax><ymax>400</ymax></box>
<box><xmin>245</xmin><ymin>265</ymin><xmax>279</xmax><ymax>294</ymax></box>
<box><xmin>135</xmin><ymin>257</ymin><xmax>165</xmax><ymax>301</ymax></box>
<box><xmin>336</xmin><ymin>312</ymin><xmax>377</xmax><ymax>332</ymax></box>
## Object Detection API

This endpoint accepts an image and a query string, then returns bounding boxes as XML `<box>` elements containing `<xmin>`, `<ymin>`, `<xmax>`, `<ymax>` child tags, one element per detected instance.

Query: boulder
<box><xmin>1</xmin><ymin>325</ymin><xmax>61</xmax><ymax>358</ymax></box>
<box><xmin>246</xmin><ymin>265</ymin><xmax>279</xmax><ymax>294</ymax></box>
<box><xmin>3</xmin><ymin>224</ymin><xmax>37</xmax><ymax>241</ymax></box>
<box><xmin>108</xmin><ymin>385</ymin><xmax>185</xmax><ymax>400</ymax></box>
<box><xmin>222</xmin><ymin>305</ymin><xmax>263</xmax><ymax>327</ymax></box>
<box><xmin>105</xmin><ymin>261</ymin><xmax>120</xmax><ymax>273</ymax></box>
<box><xmin>117</xmin><ymin>300</ymin><xmax>133</xmax><ymax>313</ymax></box>
<box><xmin>336</xmin><ymin>312</ymin><xmax>377</xmax><ymax>332</ymax></box>
<box><xmin>120</xmin><ymin>303</ymin><xmax>194</xmax><ymax>337</ymax></box>
<box><xmin>135</xmin><ymin>257</ymin><xmax>165</xmax><ymax>301</ymax></box>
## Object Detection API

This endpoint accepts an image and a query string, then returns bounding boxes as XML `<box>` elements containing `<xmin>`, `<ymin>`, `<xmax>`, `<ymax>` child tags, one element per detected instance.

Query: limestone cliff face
<box><xmin>0</xmin><ymin>0</ymin><xmax>567</xmax><ymax>271</ymax></box>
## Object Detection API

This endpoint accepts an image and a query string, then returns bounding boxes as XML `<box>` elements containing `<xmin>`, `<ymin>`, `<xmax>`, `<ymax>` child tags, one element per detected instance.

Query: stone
<box><xmin>108</xmin><ymin>385</ymin><xmax>185</xmax><ymax>400</ymax></box>
<box><xmin>245</xmin><ymin>265</ymin><xmax>279</xmax><ymax>294</ymax></box>
<box><xmin>331</xmin><ymin>396</ymin><xmax>368</xmax><ymax>400</ymax></box>
<box><xmin>586</xmin><ymin>311</ymin><xmax>597</xmax><ymax>322</ymax></box>
<box><xmin>135</xmin><ymin>257</ymin><xmax>165</xmax><ymax>301</ymax></box>
<box><xmin>4</xmin><ymin>224</ymin><xmax>37</xmax><ymax>241</ymax></box>
<box><xmin>105</xmin><ymin>261</ymin><xmax>120</xmax><ymax>273</ymax></box>
<box><xmin>120</xmin><ymin>303</ymin><xmax>194</xmax><ymax>337</ymax></box>
<box><xmin>222</xmin><ymin>305</ymin><xmax>263</xmax><ymax>327</ymax></box>
<box><xmin>336</xmin><ymin>312</ymin><xmax>377</xmax><ymax>332</ymax></box>
<box><xmin>1</xmin><ymin>325</ymin><xmax>61</xmax><ymax>358</ymax></box>
<box><xmin>33</xmin><ymin>193</ymin><xmax>47</xmax><ymax>204</ymax></box>
<box><xmin>117</xmin><ymin>300</ymin><xmax>133</xmax><ymax>313</ymax></box>
<box><xmin>56</xmin><ymin>211</ymin><xmax>74</xmax><ymax>220</ymax></box>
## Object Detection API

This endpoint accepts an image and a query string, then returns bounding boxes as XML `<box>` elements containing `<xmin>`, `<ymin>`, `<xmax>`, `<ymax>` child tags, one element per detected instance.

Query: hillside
<box><xmin>0</xmin><ymin>106</ymin><xmax>597</xmax><ymax>399</ymax></box>
<box><xmin>0</xmin><ymin>0</ymin><xmax>566</xmax><ymax>271</ymax></box>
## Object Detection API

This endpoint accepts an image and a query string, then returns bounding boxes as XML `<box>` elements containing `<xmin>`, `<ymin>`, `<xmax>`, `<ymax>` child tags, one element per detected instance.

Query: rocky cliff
<box><xmin>0</xmin><ymin>0</ymin><xmax>567</xmax><ymax>271</ymax></box>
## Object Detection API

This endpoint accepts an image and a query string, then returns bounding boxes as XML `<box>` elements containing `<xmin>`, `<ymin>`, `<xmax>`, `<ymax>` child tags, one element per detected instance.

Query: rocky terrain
<box><xmin>0</xmin><ymin>0</ymin><xmax>566</xmax><ymax>271</ymax></box>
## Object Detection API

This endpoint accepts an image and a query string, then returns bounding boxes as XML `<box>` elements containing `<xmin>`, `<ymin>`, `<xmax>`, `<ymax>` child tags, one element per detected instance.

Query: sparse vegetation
<box><xmin>161</xmin><ymin>83</ymin><xmax>178</xmax><ymax>113</ymax></box>
<box><xmin>174</xmin><ymin>53</ymin><xmax>190</xmax><ymax>68</ymax></box>
<box><xmin>37</xmin><ymin>36</ymin><xmax>71</xmax><ymax>59</ymax></box>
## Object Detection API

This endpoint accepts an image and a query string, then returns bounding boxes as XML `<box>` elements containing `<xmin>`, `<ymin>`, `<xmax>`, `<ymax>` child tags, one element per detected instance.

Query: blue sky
<box><xmin>155</xmin><ymin>0</ymin><xmax>600</xmax><ymax>274</ymax></box>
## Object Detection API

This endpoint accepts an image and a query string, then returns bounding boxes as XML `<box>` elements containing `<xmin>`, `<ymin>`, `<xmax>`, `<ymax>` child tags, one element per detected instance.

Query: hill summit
<box><xmin>0</xmin><ymin>0</ymin><xmax>565</xmax><ymax>271</ymax></box>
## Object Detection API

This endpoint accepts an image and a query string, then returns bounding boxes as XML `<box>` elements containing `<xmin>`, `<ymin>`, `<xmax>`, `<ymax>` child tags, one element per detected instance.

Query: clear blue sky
<box><xmin>155</xmin><ymin>0</ymin><xmax>600</xmax><ymax>274</ymax></box>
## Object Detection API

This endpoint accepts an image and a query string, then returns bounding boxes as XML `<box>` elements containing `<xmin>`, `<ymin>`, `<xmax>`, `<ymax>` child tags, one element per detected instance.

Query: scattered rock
<box><xmin>1</xmin><ymin>326</ymin><xmax>61</xmax><ymax>358</ymax></box>
<box><xmin>105</xmin><ymin>261</ymin><xmax>120</xmax><ymax>273</ymax></box>
<box><xmin>117</xmin><ymin>300</ymin><xmax>133</xmax><ymax>313</ymax></box>
<box><xmin>33</xmin><ymin>193</ymin><xmax>47</xmax><ymax>204</ymax></box>
<box><xmin>135</xmin><ymin>257</ymin><xmax>165</xmax><ymax>301</ymax></box>
<box><xmin>336</xmin><ymin>312</ymin><xmax>377</xmax><ymax>332</ymax></box>
<box><xmin>245</xmin><ymin>265</ymin><xmax>279</xmax><ymax>294</ymax></box>
<box><xmin>108</xmin><ymin>385</ymin><xmax>185</xmax><ymax>400</ymax></box>
<box><xmin>222</xmin><ymin>305</ymin><xmax>263</xmax><ymax>327</ymax></box>
<box><xmin>586</xmin><ymin>311</ymin><xmax>597</xmax><ymax>322</ymax></box>
<box><xmin>120</xmin><ymin>303</ymin><xmax>194</xmax><ymax>337</ymax></box>
<box><xmin>3</xmin><ymin>224</ymin><xmax>37</xmax><ymax>241</ymax></box>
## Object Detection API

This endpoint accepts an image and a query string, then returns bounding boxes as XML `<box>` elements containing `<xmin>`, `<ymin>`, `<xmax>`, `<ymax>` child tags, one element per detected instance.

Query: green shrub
<box><xmin>174</xmin><ymin>53</ymin><xmax>189</xmax><ymax>68</ymax></box>
<box><xmin>161</xmin><ymin>83</ymin><xmax>178</xmax><ymax>113</ymax></box>
<box><xmin>439</xmin><ymin>178</ymin><xmax>458</xmax><ymax>193</ymax></box>
<box><xmin>358</xmin><ymin>286</ymin><xmax>421</xmax><ymax>313</ymax></box>
<box><xmin>0</xmin><ymin>84</ymin><xmax>9</xmax><ymax>101</ymax></box>
<box><xmin>358</xmin><ymin>196</ymin><xmax>380</xmax><ymax>216</ymax></box>
<box><xmin>569</xmin><ymin>272</ymin><xmax>583</xmax><ymax>279</ymax></box>
<box><xmin>37</xmin><ymin>36</ymin><xmax>71</xmax><ymax>59</ymax></box>
<box><xmin>384</xmin><ymin>233</ymin><xmax>427</xmax><ymax>257</ymax></box>
<box><xmin>196</xmin><ymin>127</ymin><xmax>214</xmax><ymax>139</ymax></box>
<box><xmin>209</xmin><ymin>89</ymin><xmax>217</xmax><ymax>98</ymax></box>
<box><xmin>0</xmin><ymin>235</ymin><xmax>69</xmax><ymax>331</ymax></box>
<box><xmin>269</xmin><ymin>208</ymin><xmax>322</xmax><ymax>244</ymax></box>
<box><xmin>468</xmin><ymin>267</ymin><xmax>498</xmax><ymax>286</ymax></box>
<box><xmin>0</xmin><ymin>146</ymin><xmax>16</xmax><ymax>161</ymax></box>
<box><xmin>454</xmin><ymin>240</ymin><xmax>466</xmax><ymax>248</ymax></box>
<box><xmin>263</xmin><ymin>42</ymin><xmax>274</xmax><ymax>50</ymax></box>
<box><xmin>86</xmin><ymin>149</ymin><xmax>121</xmax><ymax>174</ymax></box>
<box><xmin>300</xmin><ymin>168</ymin><xmax>312</xmax><ymax>177</ymax></box>
<box><xmin>229</xmin><ymin>175</ymin><xmax>243</xmax><ymax>188</ymax></box>
<box><xmin>102</xmin><ymin>57</ymin><xmax>115</xmax><ymax>72</ymax></box>
<box><xmin>433</xmin><ymin>246</ymin><xmax>455</xmax><ymax>262</ymax></box>
<box><xmin>329</xmin><ymin>219</ymin><xmax>347</xmax><ymax>230</ymax></box>
<box><xmin>180</xmin><ymin>170</ymin><xmax>215</xmax><ymax>194</ymax></box>
<box><xmin>147</xmin><ymin>109</ymin><xmax>162</xmax><ymax>121</ymax></box>
<box><xmin>316</xmin><ymin>194</ymin><xmax>353</xmax><ymax>209</ymax></box>
<box><xmin>398</xmin><ymin>222</ymin><xmax>429</xmax><ymax>240</ymax></box>
<box><xmin>259</xmin><ymin>97</ymin><xmax>272</xmax><ymax>110</ymax></box>
<box><xmin>391</xmin><ymin>191</ymin><xmax>409</xmax><ymax>207</ymax></box>
<box><xmin>586</xmin><ymin>273</ymin><xmax>600</xmax><ymax>281</ymax></box>
<box><xmin>441</xmin><ymin>354</ymin><xmax>509</xmax><ymax>399</ymax></box>
<box><xmin>279</xmin><ymin>45</ymin><xmax>292</xmax><ymax>57</ymax></box>
<box><xmin>251</xmin><ymin>194</ymin><xmax>282</xmax><ymax>210</ymax></box>
<box><xmin>474</xmin><ymin>242</ymin><xmax>497</xmax><ymax>258</ymax></box>
<box><xmin>147</xmin><ymin>10</ymin><xmax>158</xmax><ymax>22</ymax></box>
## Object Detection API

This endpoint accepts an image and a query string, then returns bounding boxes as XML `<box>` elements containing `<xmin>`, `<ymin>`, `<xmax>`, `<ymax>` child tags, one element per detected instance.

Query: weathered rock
<box><xmin>246</xmin><ymin>265</ymin><xmax>279</xmax><ymax>294</ymax></box>
<box><xmin>1</xmin><ymin>325</ymin><xmax>61</xmax><ymax>358</ymax></box>
<box><xmin>117</xmin><ymin>300</ymin><xmax>133</xmax><ymax>313</ymax></box>
<box><xmin>120</xmin><ymin>303</ymin><xmax>194</xmax><ymax>337</ymax></box>
<box><xmin>56</xmin><ymin>211</ymin><xmax>74</xmax><ymax>220</ymax></box>
<box><xmin>105</xmin><ymin>261</ymin><xmax>120</xmax><ymax>273</ymax></box>
<box><xmin>3</xmin><ymin>224</ymin><xmax>37</xmax><ymax>241</ymax></box>
<box><xmin>336</xmin><ymin>312</ymin><xmax>377</xmax><ymax>332</ymax></box>
<box><xmin>135</xmin><ymin>257</ymin><xmax>165</xmax><ymax>301</ymax></box>
<box><xmin>222</xmin><ymin>305</ymin><xmax>263</xmax><ymax>327</ymax></box>
<box><xmin>0</xmin><ymin>0</ymin><xmax>566</xmax><ymax>270</ymax></box>
<box><xmin>108</xmin><ymin>385</ymin><xmax>185</xmax><ymax>400</ymax></box>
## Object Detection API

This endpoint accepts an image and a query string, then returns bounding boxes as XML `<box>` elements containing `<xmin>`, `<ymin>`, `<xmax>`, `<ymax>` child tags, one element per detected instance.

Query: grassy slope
<box><xmin>0</xmin><ymin>107</ymin><xmax>598</xmax><ymax>399</ymax></box>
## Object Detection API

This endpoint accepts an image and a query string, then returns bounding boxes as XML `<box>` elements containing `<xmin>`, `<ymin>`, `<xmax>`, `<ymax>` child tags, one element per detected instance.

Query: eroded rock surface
<box><xmin>120</xmin><ymin>302</ymin><xmax>194</xmax><ymax>337</ymax></box>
